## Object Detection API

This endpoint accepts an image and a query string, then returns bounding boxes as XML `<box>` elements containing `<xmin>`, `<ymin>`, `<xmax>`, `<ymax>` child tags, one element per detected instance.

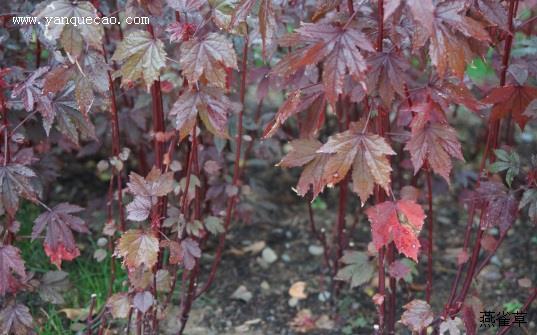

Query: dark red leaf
<box><xmin>0</xmin><ymin>245</ymin><xmax>26</xmax><ymax>296</ymax></box>
<box><xmin>32</xmin><ymin>203</ymin><xmax>88</xmax><ymax>268</ymax></box>
<box><xmin>482</xmin><ymin>85</ymin><xmax>537</xmax><ymax>129</ymax></box>
<box><xmin>365</xmin><ymin>200</ymin><xmax>426</xmax><ymax>261</ymax></box>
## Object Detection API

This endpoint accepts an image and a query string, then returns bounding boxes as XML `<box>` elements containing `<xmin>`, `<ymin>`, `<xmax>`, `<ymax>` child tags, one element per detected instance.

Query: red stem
<box><xmin>86</xmin><ymin>294</ymin><xmax>97</xmax><ymax>335</ymax></box>
<box><xmin>35</xmin><ymin>38</ymin><xmax>41</xmax><ymax>69</ymax></box>
<box><xmin>475</xmin><ymin>225</ymin><xmax>512</xmax><ymax>276</ymax></box>
<box><xmin>377</xmin><ymin>246</ymin><xmax>386</xmax><ymax>334</ymax></box>
<box><xmin>377</xmin><ymin>0</ymin><xmax>384</xmax><ymax>52</ymax></box>
<box><xmin>177</xmin><ymin>133</ymin><xmax>202</xmax><ymax>335</ymax></box>
<box><xmin>425</xmin><ymin>163</ymin><xmax>434</xmax><ymax>303</ymax></box>
<box><xmin>443</xmin><ymin>204</ymin><xmax>476</xmax><ymax>317</ymax></box>
<box><xmin>443</xmin><ymin>0</ymin><xmax>518</xmax><ymax>318</ymax></box>
<box><xmin>194</xmin><ymin>32</ymin><xmax>249</xmax><ymax>299</ymax></box>
<box><xmin>387</xmin><ymin>244</ymin><xmax>396</xmax><ymax>335</ymax></box>
<box><xmin>500</xmin><ymin>0</ymin><xmax>517</xmax><ymax>144</ymax></box>
<box><xmin>105</xmin><ymin>63</ymin><xmax>125</xmax><ymax>231</ymax></box>
<box><xmin>454</xmin><ymin>228</ymin><xmax>484</xmax><ymax>314</ymax></box>
<box><xmin>374</xmin><ymin>3</ymin><xmax>387</xmax><ymax>333</ymax></box>
<box><xmin>333</xmin><ymin>174</ymin><xmax>348</xmax><ymax>277</ymax></box>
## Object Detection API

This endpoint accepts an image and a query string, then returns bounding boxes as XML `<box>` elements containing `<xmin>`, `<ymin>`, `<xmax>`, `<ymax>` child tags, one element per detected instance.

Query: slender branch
<box><xmin>425</xmin><ymin>162</ymin><xmax>434</xmax><ymax>303</ymax></box>
<box><xmin>374</xmin><ymin>2</ymin><xmax>387</xmax><ymax>333</ymax></box>
<box><xmin>443</xmin><ymin>0</ymin><xmax>519</xmax><ymax>318</ymax></box>
<box><xmin>500</xmin><ymin>0</ymin><xmax>518</xmax><ymax>144</ymax></box>
<box><xmin>86</xmin><ymin>294</ymin><xmax>97</xmax><ymax>335</ymax></box>
<box><xmin>195</xmin><ymin>31</ymin><xmax>249</xmax><ymax>299</ymax></box>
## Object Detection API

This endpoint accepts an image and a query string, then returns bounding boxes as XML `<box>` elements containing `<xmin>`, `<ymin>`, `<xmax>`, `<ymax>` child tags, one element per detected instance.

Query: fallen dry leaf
<box><xmin>242</xmin><ymin>241</ymin><xmax>266</xmax><ymax>254</ymax></box>
<box><xmin>289</xmin><ymin>281</ymin><xmax>308</xmax><ymax>300</ymax></box>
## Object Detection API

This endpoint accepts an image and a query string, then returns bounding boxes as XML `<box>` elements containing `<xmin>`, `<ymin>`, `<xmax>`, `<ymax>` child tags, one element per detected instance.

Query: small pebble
<box><xmin>262</xmin><ymin>247</ymin><xmax>278</xmax><ymax>264</ymax></box>
<box><xmin>318</xmin><ymin>291</ymin><xmax>330</xmax><ymax>302</ymax></box>
<box><xmin>308</xmin><ymin>245</ymin><xmax>324</xmax><ymax>256</ymax></box>
<box><xmin>261</xmin><ymin>281</ymin><xmax>270</xmax><ymax>290</ymax></box>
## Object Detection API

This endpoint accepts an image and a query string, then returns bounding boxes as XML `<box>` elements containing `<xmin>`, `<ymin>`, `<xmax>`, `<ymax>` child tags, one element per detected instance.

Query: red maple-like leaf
<box><xmin>262</xmin><ymin>84</ymin><xmax>325</xmax><ymax>138</ymax></box>
<box><xmin>411</xmin><ymin>0</ymin><xmax>490</xmax><ymax>78</ymax></box>
<box><xmin>278</xmin><ymin>139</ymin><xmax>331</xmax><ymax>199</ymax></box>
<box><xmin>366</xmin><ymin>50</ymin><xmax>410</xmax><ymax>107</ymax></box>
<box><xmin>0</xmin><ymin>245</ymin><xmax>26</xmax><ymax>296</ymax></box>
<box><xmin>0</xmin><ymin>301</ymin><xmax>34</xmax><ymax>334</ymax></box>
<box><xmin>32</xmin><ymin>203</ymin><xmax>88</xmax><ymax>269</ymax></box>
<box><xmin>365</xmin><ymin>200</ymin><xmax>426</xmax><ymax>261</ymax></box>
<box><xmin>318</xmin><ymin>122</ymin><xmax>396</xmax><ymax>204</ymax></box>
<box><xmin>404</xmin><ymin>100</ymin><xmax>464</xmax><ymax>183</ymax></box>
<box><xmin>43</xmin><ymin>244</ymin><xmax>80</xmax><ymax>269</ymax></box>
<box><xmin>475</xmin><ymin>180</ymin><xmax>518</xmax><ymax>233</ymax></box>
<box><xmin>482</xmin><ymin>85</ymin><xmax>537</xmax><ymax>129</ymax></box>
<box><xmin>272</xmin><ymin>22</ymin><xmax>374</xmax><ymax>105</ymax></box>
<box><xmin>126</xmin><ymin>166</ymin><xmax>174</xmax><ymax>222</ymax></box>
<box><xmin>166</xmin><ymin>22</ymin><xmax>196</xmax><ymax>43</ymax></box>
<box><xmin>0</xmin><ymin>164</ymin><xmax>38</xmax><ymax>216</ymax></box>
<box><xmin>162</xmin><ymin>238</ymin><xmax>201</xmax><ymax>270</ymax></box>
<box><xmin>169</xmin><ymin>87</ymin><xmax>239</xmax><ymax>139</ymax></box>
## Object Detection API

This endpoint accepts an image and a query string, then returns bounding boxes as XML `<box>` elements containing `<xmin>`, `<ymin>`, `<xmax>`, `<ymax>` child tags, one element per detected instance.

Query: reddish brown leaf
<box><xmin>278</xmin><ymin>139</ymin><xmax>331</xmax><ymax>199</ymax></box>
<box><xmin>114</xmin><ymin>229</ymin><xmax>160</xmax><ymax>270</ymax></box>
<box><xmin>388</xmin><ymin>260</ymin><xmax>411</xmax><ymax>280</ymax></box>
<box><xmin>366</xmin><ymin>51</ymin><xmax>409</xmax><ymax>107</ymax></box>
<box><xmin>0</xmin><ymin>245</ymin><xmax>26</xmax><ymax>296</ymax></box>
<box><xmin>43</xmin><ymin>65</ymin><xmax>74</xmax><ymax>95</ymax></box>
<box><xmin>0</xmin><ymin>164</ymin><xmax>38</xmax><ymax>216</ymax></box>
<box><xmin>400</xmin><ymin>299</ymin><xmax>434</xmax><ymax>332</ymax></box>
<box><xmin>471</xmin><ymin>0</ymin><xmax>508</xmax><ymax>31</ymax></box>
<box><xmin>166</xmin><ymin>22</ymin><xmax>195</xmax><ymax>43</ymax></box>
<box><xmin>11</xmin><ymin>66</ymin><xmax>50</xmax><ymax>113</ymax></box>
<box><xmin>38</xmin><ymin>83</ymin><xmax>97</xmax><ymax>143</ymax></box>
<box><xmin>318</xmin><ymin>122</ymin><xmax>396</xmax><ymax>204</ymax></box>
<box><xmin>475</xmin><ymin>181</ymin><xmax>518</xmax><ymax>233</ymax></box>
<box><xmin>162</xmin><ymin>238</ymin><xmax>201</xmax><ymax>270</ymax></box>
<box><xmin>32</xmin><ymin>203</ymin><xmax>88</xmax><ymax>269</ymax></box>
<box><xmin>229</xmin><ymin>0</ymin><xmax>256</xmax><ymax>28</ymax></box>
<box><xmin>0</xmin><ymin>302</ymin><xmax>34</xmax><ymax>335</ymax></box>
<box><xmin>263</xmin><ymin>84</ymin><xmax>325</xmax><ymax>138</ymax></box>
<box><xmin>405</xmin><ymin>101</ymin><xmax>464</xmax><ymax>183</ymax></box>
<box><xmin>106</xmin><ymin>293</ymin><xmax>130</xmax><ymax>319</ymax></box>
<box><xmin>111</xmin><ymin>30</ymin><xmax>167</xmax><ymax>90</ymax></box>
<box><xmin>133</xmin><ymin>291</ymin><xmax>154</xmax><ymax>314</ymax></box>
<box><xmin>416</xmin><ymin>1</ymin><xmax>490</xmax><ymax>78</ymax></box>
<box><xmin>258</xmin><ymin>0</ymin><xmax>276</xmax><ymax>60</ymax></box>
<box><xmin>169</xmin><ymin>87</ymin><xmax>238</xmax><ymax>139</ymax></box>
<box><xmin>482</xmin><ymin>85</ymin><xmax>537</xmax><ymax>129</ymax></box>
<box><xmin>272</xmin><ymin>22</ymin><xmax>373</xmax><ymax>105</ymax></box>
<box><xmin>406</xmin><ymin>0</ymin><xmax>435</xmax><ymax>34</ymax></box>
<box><xmin>126</xmin><ymin>166</ymin><xmax>174</xmax><ymax>221</ymax></box>
<box><xmin>366</xmin><ymin>200</ymin><xmax>425</xmax><ymax>261</ymax></box>
<box><xmin>179</xmin><ymin>33</ymin><xmax>237</xmax><ymax>88</ymax></box>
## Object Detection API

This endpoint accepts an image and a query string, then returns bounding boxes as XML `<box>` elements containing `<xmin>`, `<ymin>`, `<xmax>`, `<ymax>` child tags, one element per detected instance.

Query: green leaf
<box><xmin>186</xmin><ymin>220</ymin><xmax>204</xmax><ymax>238</ymax></box>
<box><xmin>488</xmin><ymin>149</ymin><xmax>520</xmax><ymax>187</ymax></box>
<box><xmin>503</xmin><ymin>299</ymin><xmax>523</xmax><ymax>313</ymax></box>
<box><xmin>335</xmin><ymin>251</ymin><xmax>374</xmax><ymax>288</ymax></box>
<box><xmin>205</xmin><ymin>216</ymin><xmax>224</xmax><ymax>235</ymax></box>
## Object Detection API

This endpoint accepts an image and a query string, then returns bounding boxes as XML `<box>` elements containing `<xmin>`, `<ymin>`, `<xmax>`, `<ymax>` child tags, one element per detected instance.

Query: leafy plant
<box><xmin>0</xmin><ymin>0</ymin><xmax>536</xmax><ymax>334</ymax></box>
